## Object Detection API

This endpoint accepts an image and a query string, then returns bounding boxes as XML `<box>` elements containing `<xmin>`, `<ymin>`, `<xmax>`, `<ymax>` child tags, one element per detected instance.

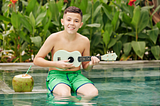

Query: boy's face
<box><xmin>61</xmin><ymin>12</ymin><xmax>83</xmax><ymax>35</ymax></box>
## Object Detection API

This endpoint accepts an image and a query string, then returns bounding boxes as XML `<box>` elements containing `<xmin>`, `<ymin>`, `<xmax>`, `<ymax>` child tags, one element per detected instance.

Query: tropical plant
<box><xmin>0</xmin><ymin>0</ymin><xmax>159</xmax><ymax>63</ymax></box>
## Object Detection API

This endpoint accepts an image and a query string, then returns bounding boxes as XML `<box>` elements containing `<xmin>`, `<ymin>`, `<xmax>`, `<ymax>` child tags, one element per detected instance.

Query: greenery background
<box><xmin>0</xmin><ymin>0</ymin><xmax>160</xmax><ymax>63</ymax></box>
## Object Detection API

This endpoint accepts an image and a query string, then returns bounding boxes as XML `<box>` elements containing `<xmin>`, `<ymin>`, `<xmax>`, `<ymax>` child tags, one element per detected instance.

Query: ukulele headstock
<box><xmin>101</xmin><ymin>52</ymin><xmax>117</xmax><ymax>61</ymax></box>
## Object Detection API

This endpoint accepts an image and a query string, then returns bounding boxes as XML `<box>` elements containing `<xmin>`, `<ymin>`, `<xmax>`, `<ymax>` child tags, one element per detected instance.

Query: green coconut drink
<box><xmin>12</xmin><ymin>65</ymin><xmax>34</xmax><ymax>92</ymax></box>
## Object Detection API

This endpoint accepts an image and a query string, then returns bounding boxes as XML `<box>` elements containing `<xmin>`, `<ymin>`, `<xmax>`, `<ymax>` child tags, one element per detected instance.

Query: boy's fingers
<box><xmin>96</xmin><ymin>54</ymin><xmax>100</xmax><ymax>56</ymax></box>
<box><xmin>63</xmin><ymin>59</ymin><xmax>69</xmax><ymax>62</ymax></box>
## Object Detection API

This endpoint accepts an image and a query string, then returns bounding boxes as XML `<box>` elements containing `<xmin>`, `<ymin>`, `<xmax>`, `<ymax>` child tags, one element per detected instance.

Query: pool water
<box><xmin>0</xmin><ymin>62</ymin><xmax>160</xmax><ymax>106</ymax></box>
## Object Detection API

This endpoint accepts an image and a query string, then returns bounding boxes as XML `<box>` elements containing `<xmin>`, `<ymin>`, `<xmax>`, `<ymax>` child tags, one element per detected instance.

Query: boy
<box><xmin>33</xmin><ymin>6</ymin><xmax>99</xmax><ymax>97</ymax></box>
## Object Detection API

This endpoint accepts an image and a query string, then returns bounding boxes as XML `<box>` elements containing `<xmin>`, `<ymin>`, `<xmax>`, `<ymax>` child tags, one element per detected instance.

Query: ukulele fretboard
<box><xmin>78</xmin><ymin>56</ymin><xmax>101</xmax><ymax>62</ymax></box>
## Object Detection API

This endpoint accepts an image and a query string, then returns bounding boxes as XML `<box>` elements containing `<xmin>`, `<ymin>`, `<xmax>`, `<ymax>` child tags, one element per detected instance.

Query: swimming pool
<box><xmin>0</xmin><ymin>61</ymin><xmax>160</xmax><ymax>105</ymax></box>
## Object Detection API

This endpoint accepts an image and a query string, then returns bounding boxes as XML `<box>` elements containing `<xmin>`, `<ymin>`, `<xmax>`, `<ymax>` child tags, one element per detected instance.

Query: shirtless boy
<box><xmin>33</xmin><ymin>6</ymin><xmax>100</xmax><ymax>97</ymax></box>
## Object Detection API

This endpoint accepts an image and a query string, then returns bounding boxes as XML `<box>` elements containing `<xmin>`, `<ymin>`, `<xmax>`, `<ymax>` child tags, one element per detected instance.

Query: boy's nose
<box><xmin>70</xmin><ymin>20</ymin><xmax>74</xmax><ymax>24</ymax></box>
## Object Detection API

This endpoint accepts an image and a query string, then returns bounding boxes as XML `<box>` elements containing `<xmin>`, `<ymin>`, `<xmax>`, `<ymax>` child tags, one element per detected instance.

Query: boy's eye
<box><xmin>67</xmin><ymin>19</ymin><xmax>71</xmax><ymax>21</ymax></box>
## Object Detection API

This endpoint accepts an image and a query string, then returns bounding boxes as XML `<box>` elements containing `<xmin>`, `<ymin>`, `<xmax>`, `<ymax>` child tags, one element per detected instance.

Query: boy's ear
<box><xmin>79</xmin><ymin>22</ymin><xmax>83</xmax><ymax>28</ymax></box>
<box><xmin>61</xmin><ymin>19</ymin><xmax>64</xmax><ymax>25</ymax></box>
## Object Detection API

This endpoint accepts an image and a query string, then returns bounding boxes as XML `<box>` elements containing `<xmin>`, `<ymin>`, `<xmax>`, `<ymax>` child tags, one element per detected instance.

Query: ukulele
<box><xmin>53</xmin><ymin>50</ymin><xmax>117</xmax><ymax>70</ymax></box>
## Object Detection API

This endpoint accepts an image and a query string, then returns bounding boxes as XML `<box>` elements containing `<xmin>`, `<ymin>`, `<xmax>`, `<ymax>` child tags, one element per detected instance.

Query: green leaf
<box><xmin>100</xmin><ymin>0</ymin><xmax>108</xmax><ymax>3</ymax></box>
<box><xmin>86</xmin><ymin>23</ymin><xmax>100</xmax><ymax>28</ymax></box>
<box><xmin>112</xmin><ymin>2</ymin><xmax>122</xmax><ymax>9</ymax></box>
<box><xmin>35</xmin><ymin>10</ymin><xmax>47</xmax><ymax>26</ymax></box>
<box><xmin>21</xmin><ymin>42</ymin><xmax>28</xmax><ymax>51</ymax></box>
<box><xmin>147</xmin><ymin>28</ymin><xmax>159</xmax><ymax>44</ymax></box>
<box><xmin>26</xmin><ymin>0</ymin><xmax>37</xmax><ymax>14</ymax></box>
<box><xmin>29</xmin><ymin>12</ymin><xmax>35</xmax><ymax>29</ymax></box>
<box><xmin>156</xmin><ymin>22</ymin><xmax>160</xmax><ymax>29</ymax></box>
<box><xmin>19</xmin><ymin>31</ymin><xmax>30</xmax><ymax>43</ymax></box>
<box><xmin>105</xmin><ymin>23</ymin><xmax>113</xmax><ymax>36</ymax></box>
<box><xmin>131</xmin><ymin>41</ymin><xmax>146</xmax><ymax>59</ymax></box>
<box><xmin>151</xmin><ymin>45</ymin><xmax>160</xmax><ymax>60</ymax></box>
<box><xmin>102</xmin><ymin>5</ymin><xmax>112</xmax><ymax>20</ymax></box>
<box><xmin>11</xmin><ymin>12</ymin><xmax>20</xmax><ymax>29</ymax></box>
<box><xmin>56</xmin><ymin>0</ymin><xmax>64</xmax><ymax>12</ymax></box>
<box><xmin>138</xmin><ymin>33</ymin><xmax>149</xmax><ymax>39</ymax></box>
<box><xmin>49</xmin><ymin>0</ymin><xmax>59</xmax><ymax>21</ymax></box>
<box><xmin>52</xmin><ymin>21</ymin><xmax>59</xmax><ymax>26</ymax></box>
<box><xmin>121</xmin><ymin>12</ymin><xmax>132</xmax><ymax>25</ymax></box>
<box><xmin>113</xmin><ymin>41</ymin><xmax>122</xmax><ymax>57</ymax></box>
<box><xmin>30</xmin><ymin>36</ymin><xmax>42</xmax><ymax>48</ymax></box>
<box><xmin>0</xmin><ymin>34</ymin><xmax>2</xmax><ymax>40</ymax></box>
<box><xmin>121</xmin><ymin>4</ymin><xmax>134</xmax><ymax>17</ymax></box>
<box><xmin>151</xmin><ymin>5</ymin><xmax>160</xmax><ymax>16</ymax></box>
<box><xmin>131</xmin><ymin>6</ymin><xmax>141</xmax><ymax>31</ymax></box>
<box><xmin>108</xmin><ymin>38</ymin><xmax>117</xmax><ymax>49</ymax></box>
<box><xmin>102</xmin><ymin>30</ymin><xmax>110</xmax><ymax>47</ymax></box>
<box><xmin>20</xmin><ymin>0</ymin><xmax>28</xmax><ymax>6</ymax></box>
<box><xmin>79</xmin><ymin>0</ymin><xmax>88</xmax><ymax>14</ymax></box>
<box><xmin>0</xmin><ymin>15</ymin><xmax>10</xmax><ymax>22</ymax></box>
<box><xmin>44</xmin><ymin>9</ymin><xmax>52</xmax><ymax>35</ymax></box>
<box><xmin>141</xmin><ymin>5</ymin><xmax>154</xmax><ymax>10</ymax></box>
<box><xmin>138</xmin><ymin>9</ymin><xmax>149</xmax><ymax>33</ymax></box>
<box><xmin>19</xmin><ymin>14</ymin><xmax>32</xmax><ymax>32</ymax></box>
<box><xmin>91</xmin><ymin>32</ymin><xmax>101</xmax><ymax>47</ymax></box>
<box><xmin>82</xmin><ymin>14</ymin><xmax>91</xmax><ymax>25</ymax></box>
<box><xmin>70</xmin><ymin>0</ymin><xmax>74</xmax><ymax>6</ymax></box>
<box><xmin>111</xmin><ymin>11</ymin><xmax>120</xmax><ymax>31</ymax></box>
<box><xmin>123</xmin><ymin>42</ymin><xmax>131</xmax><ymax>56</ymax></box>
<box><xmin>93</xmin><ymin>4</ymin><xmax>102</xmax><ymax>18</ymax></box>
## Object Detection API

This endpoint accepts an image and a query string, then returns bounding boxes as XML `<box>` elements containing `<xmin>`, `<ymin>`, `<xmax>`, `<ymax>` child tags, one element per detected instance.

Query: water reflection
<box><xmin>47</xmin><ymin>93</ymin><xmax>98</xmax><ymax>106</ymax></box>
<box><xmin>0</xmin><ymin>65</ymin><xmax>160</xmax><ymax>105</ymax></box>
<box><xmin>0</xmin><ymin>93</ymin><xmax>47</xmax><ymax>106</ymax></box>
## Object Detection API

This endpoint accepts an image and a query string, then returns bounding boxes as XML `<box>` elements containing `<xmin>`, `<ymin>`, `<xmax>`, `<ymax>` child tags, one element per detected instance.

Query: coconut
<box><xmin>12</xmin><ymin>74</ymin><xmax>34</xmax><ymax>92</ymax></box>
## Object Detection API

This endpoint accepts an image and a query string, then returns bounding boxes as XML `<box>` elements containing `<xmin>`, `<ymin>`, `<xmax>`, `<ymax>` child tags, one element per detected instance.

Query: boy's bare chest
<box><xmin>53</xmin><ymin>40</ymin><xmax>84</xmax><ymax>53</ymax></box>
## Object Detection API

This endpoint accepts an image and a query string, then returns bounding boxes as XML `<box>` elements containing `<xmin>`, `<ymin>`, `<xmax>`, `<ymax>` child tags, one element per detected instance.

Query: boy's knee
<box><xmin>53</xmin><ymin>84</ymin><xmax>71</xmax><ymax>97</ymax></box>
<box><xmin>53</xmin><ymin>90</ymin><xmax>71</xmax><ymax>97</ymax></box>
<box><xmin>84</xmin><ymin>88</ymin><xmax>98</xmax><ymax>97</ymax></box>
<box><xmin>90</xmin><ymin>88</ymin><xmax>98</xmax><ymax>96</ymax></box>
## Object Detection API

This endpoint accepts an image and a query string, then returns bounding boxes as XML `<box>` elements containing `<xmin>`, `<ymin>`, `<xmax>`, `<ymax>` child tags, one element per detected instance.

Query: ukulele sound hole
<box><xmin>68</xmin><ymin>57</ymin><xmax>74</xmax><ymax>63</ymax></box>
<box><xmin>57</xmin><ymin>57</ymin><xmax>61</xmax><ymax>61</ymax></box>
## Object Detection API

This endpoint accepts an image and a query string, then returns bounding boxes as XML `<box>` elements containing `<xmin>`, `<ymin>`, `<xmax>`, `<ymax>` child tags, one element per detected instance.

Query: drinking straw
<box><xmin>26</xmin><ymin>65</ymin><xmax>32</xmax><ymax>74</ymax></box>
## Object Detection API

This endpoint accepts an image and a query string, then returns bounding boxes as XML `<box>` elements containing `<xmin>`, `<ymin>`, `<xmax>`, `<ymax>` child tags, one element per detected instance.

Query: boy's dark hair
<box><xmin>64</xmin><ymin>6</ymin><xmax>83</xmax><ymax>20</ymax></box>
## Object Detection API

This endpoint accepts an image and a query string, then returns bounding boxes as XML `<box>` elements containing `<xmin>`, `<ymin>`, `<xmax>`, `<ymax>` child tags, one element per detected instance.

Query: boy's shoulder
<box><xmin>49</xmin><ymin>31</ymin><xmax>62</xmax><ymax>37</ymax></box>
<box><xmin>77</xmin><ymin>33</ymin><xmax>89</xmax><ymax>41</ymax></box>
<box><xmin>47</xmin><ymin>31</ymin><xmax>63</xmax><ymax>41</ymax></box>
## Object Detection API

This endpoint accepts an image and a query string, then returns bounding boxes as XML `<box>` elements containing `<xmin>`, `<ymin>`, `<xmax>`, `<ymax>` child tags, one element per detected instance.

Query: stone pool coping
<box><xmin>0</xmin><ymin>60</ymin><xmax>160</xmax><ymax>94</ymax></box>
<box><xmin>0</xmin><ymin>60</ymin><xmax>160</xmax><ymax>70</ymax></box>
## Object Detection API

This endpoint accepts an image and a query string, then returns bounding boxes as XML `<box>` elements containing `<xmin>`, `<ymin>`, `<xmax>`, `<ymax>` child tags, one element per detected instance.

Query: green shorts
<box><xmin>46</xmin><ymin>70</ymin><xmax>93</xmax><ymax>93</ymax></box>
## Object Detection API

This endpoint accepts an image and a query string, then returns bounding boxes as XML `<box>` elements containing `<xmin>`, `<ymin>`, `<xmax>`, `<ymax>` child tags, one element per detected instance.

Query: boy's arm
<box><xmin>82</xmin><ymin>38</ymin><xmax>100</xmax><ymax>71</ymax></box>
<box><xmin>33</xmin><ymin>35</ymin><xmax>74</xmax><ymax>69</ymax></box>
<box><xmin>33</xmin><ymin>35</ymin><xmax>56</xmax><ymax>67</ymax></box>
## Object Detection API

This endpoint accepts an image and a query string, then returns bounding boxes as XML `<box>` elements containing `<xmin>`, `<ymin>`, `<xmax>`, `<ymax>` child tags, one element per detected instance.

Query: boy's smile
<box><xmin>61</xmin><ymin>12</ymin><xmax>83</xmax><ymax>35</ymax></box>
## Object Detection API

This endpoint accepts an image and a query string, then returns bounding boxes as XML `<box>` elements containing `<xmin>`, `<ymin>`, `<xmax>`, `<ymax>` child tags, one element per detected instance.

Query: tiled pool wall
<box><xmin>0</xmin><ymin>60</ymin><xmax>160</xmax><ymax>94</ymax></box>
<box><xmin>0</xmin><ymin>60</ymin><xmax>160</xmax><ymax>70</ymax></box>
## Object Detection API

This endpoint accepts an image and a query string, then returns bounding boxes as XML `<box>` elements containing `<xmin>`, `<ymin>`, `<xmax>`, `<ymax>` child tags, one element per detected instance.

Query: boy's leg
<box><xmin>71</xmin><ymin>71</ymin><xmax>98</xmax><ymax>97</ymax></box>
<box><xmin>47</xmin><ymin>70</ymin><xmax>73</xmax><ymax>97</ymax></box>
<box><xmin>76</xmin><ymin>84</ymin><xmax>98</xmax><ymax>105</ymax></box>
<box><xmin>77</xmin><ymin>83</ymin><xmax>98</xmax><ymax>97</ymax></box>
<box><xmin>53</xmin><ymin>83</ymin><xmax>72</xmax><ymax>97</ymax></box>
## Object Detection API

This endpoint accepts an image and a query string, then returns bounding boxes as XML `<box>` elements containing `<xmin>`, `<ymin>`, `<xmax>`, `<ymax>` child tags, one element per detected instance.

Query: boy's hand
<box><xmin>56</xmin><ymin>60</ymin><xmax>75</xmax><ymax>69</ymax></box>
<box><xmin>89</xmin><ymin>54</ymin><xmax>100</xmax><ymax>66</ymax></box>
